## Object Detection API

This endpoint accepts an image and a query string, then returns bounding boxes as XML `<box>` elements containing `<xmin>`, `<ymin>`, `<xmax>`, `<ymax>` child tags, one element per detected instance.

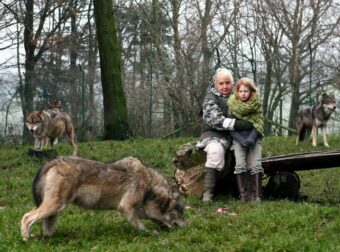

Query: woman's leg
<box><xmin>202</xmin><ymin>142</ymin><xmax>225</xmax><ymax>202</ymax></box>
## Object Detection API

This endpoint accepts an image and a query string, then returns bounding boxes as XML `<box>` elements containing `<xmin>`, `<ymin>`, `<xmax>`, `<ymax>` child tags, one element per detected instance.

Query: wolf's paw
<box><xmin>152</xmin><ymin>229</ymin><xmax>160</xmax><ymax>235</ymax></box>
<box><xmin>22</xmin><ymin>234</ymin><xmax>30</xmax><ymax>242</ymax></box>
<box><xmin>21</xmin><ymin>225</ymin><xmax>29</xmax><ymax>241</ymax></box>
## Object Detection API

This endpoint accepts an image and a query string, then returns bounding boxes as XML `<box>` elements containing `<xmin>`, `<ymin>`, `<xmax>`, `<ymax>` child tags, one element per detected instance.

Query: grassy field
<box><xmin>0</xmin><ymin>136</ymin><xmax>339</xmax><ymax>251</ymax></box>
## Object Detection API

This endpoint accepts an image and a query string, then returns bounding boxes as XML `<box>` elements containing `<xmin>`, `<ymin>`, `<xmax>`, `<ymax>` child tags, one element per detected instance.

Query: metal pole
<box><xmin>146</xmin><ymin>56</ymin><xmax>152</xmax><ymax>136</ymax></box>
<box><xmin>309</xmin><ymin>42</ymin><xmax>312</xmax><ymax>106</ymax></box>
<box><xmin>78</xmin><ymin>64</ymin><xmax>85</xmax><ymax>140</ymax></box>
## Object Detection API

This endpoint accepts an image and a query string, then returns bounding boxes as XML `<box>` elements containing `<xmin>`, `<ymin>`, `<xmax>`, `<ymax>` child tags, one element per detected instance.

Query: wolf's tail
<box><xmin>32</xmin><ymin>161</ymin><xmax>57</xmax><ymax>207</ymax></box>
<box><xmin>64</xmin><ymin>116</ymin><xmax>78</xmax><ymax>156</ymax></box>
<box><xmin>65</xmin><ymin>119</ymin><xmax>75</xmax><ymax>140</ymax></box>
<box><xmin>298</xmin><ymin>125</ymin><xmax>307</xmax><ymax>141</ymax></box>
<box><xmin>296</xmin><ymin>113</ymin><xmax>308</xmax><ymax>142</ymax></box>
<box><xmin>32</xmin><ymin>167</ymin><xmax>44</xmax><ymax>207</ymax></box>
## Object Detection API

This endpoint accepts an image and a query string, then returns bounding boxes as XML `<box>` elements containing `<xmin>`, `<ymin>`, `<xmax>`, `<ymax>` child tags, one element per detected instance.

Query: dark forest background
<box><xmin>0</xmin><ymin>0</ymin><xmax>339</xmax><ymax>144</ymax></box>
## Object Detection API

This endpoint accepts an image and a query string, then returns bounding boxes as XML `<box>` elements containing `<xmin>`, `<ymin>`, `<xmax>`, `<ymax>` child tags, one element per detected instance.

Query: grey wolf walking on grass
<box><xmin>25</xmin><ymin>110</ymin><xmax>77</xmax><ymax>156</ymax></box>
<box><xmin>21</xmin><ymin>156</ymin><xmax>186</xmax><ymax>241</ymax></box>
<box><xmin>296</xmin><ymin>93</ymin><xmax>336</xmax><ymax>147</ymax></box>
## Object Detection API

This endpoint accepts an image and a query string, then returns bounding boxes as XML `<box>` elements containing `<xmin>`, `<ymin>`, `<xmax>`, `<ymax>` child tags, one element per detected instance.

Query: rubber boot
<box><xmin>235</xmin><ymin>173</ymin><xmax>247</xmax><ymax>201</ymax></box>
<box><xmin>252</xmin><ymin>173</ymin><xmax>262</xmax><ymax>202</ymax></box>
<box><xmin>202</xmin><ymin>168</ymin><xmax>218</xmax><ymax>203</ymax></box>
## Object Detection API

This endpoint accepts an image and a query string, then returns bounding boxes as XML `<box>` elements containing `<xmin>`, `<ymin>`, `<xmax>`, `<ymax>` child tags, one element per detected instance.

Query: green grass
<box><xmin>0</xmin><ymin>136</ymin><xmax>339</xmax><ymax>251</ymax></box>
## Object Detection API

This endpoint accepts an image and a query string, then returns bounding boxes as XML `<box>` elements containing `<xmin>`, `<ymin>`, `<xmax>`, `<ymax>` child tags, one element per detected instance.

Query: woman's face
<box><xmin>238</xmin><ymin>85</ymin><xmax>251</xmax><ymax>102</ymax></box>
<box><xmin>215</xmin><ymin>73</ymin><xmax>233</xmax><ymax>95</ymax></box>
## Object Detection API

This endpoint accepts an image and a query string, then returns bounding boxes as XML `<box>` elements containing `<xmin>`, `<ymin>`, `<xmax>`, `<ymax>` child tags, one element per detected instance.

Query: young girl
<box><xmin>227</xmin><ymin>77</ymin><xmax>264</xmax><ymax>201</ymax></box>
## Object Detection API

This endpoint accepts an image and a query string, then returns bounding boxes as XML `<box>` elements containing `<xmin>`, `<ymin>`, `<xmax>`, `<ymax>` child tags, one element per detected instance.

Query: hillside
<box><xmin>0</xmin><ymin>136</ymin><xmax>339</xmax><ymax>251</ymax></box>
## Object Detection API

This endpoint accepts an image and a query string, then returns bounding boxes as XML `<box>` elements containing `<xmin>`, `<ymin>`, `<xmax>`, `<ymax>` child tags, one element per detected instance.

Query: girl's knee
<box><xmin>234</xmin><ymin>166</ymin><xmax>247</xmax><ymax>174</ymax></box>
<box><xmin>250</xmin><ymin>166</ymin><xmax>264</xmax><ymax>175</ymax></box>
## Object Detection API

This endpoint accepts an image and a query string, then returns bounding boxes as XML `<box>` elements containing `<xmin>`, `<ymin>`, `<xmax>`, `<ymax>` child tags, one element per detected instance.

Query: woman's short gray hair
<box><xmin>214</xmin><ymin>68</ymin><xmax>234</xmax><ymax>84</ymax></box>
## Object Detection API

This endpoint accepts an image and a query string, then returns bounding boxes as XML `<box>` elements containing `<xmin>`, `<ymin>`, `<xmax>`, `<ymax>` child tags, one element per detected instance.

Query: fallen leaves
<box><xmin>215</xmin><ymin>207</ymin><xmax>237</xmax><ymax>216</ymax></box>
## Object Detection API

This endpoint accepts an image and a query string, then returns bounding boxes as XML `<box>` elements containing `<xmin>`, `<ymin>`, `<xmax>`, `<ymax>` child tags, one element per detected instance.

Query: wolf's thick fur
<box><xmin>26</xmin><ymin>110</ymin><xmax>77</xmax><ymax>156</ymax></box>
<box><xmin>296</xmin><ymin>93</ymin><xmax>336</xmax><ymax>147</ymax></box>
<box><xmin>21</xmin><ymin>156</ymin><xmax>186</xmax><ymax>240</ymax></box>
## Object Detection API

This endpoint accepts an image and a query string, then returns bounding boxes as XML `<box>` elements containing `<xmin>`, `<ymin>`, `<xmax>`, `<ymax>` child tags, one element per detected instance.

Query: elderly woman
<box><xmin>198</xmin><ymin>68</ymin><xmax>253</xmax><ymax>202</ymax></box>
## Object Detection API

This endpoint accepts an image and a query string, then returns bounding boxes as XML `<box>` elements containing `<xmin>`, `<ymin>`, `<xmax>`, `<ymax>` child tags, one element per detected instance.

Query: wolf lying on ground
<box><xmin>296</xmin><ymin>93</ymin><xmax>336</xmax><ymax>147</ymax></box>
<box><xmin>21</xmin><ymin>156</ymin><xmax>186</xmax><ymax>241</ymax></box>
<box><xmin>25</xmin><ymin>110</ymin><xmax>77</xmax><ymax>156</ymax></box>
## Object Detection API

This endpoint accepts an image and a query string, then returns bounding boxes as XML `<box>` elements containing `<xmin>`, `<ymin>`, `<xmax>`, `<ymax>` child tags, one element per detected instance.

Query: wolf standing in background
<box><xmin>46</xmin><ymin>99</ymin><xmax>63</xmax><ymax>145</ymax></box>
<box><xmin>25</xmin><ymin>109</ymin><xmax>77</xmax><ymax>156</ymax></box>
<box><xmin>21</xmin><ymin>156</ymin><xmax>186</xmax><ymax>240</ymax></box>
<box><xmin>296</xmin><ymin>93</ymin><xmax>336</xmax><ymax>147</ymax></box>
<box><xmin>46</xmin><ymin>99</ymin><xmax>62</xmax><ymax>117</ymax></box>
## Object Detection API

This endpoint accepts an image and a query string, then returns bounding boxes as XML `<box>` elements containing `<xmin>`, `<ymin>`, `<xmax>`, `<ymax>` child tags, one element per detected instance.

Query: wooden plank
<box><xmin>261</xmin><ymin>151</ymin><xmax>340</xmax><ymax>174</ymax></box>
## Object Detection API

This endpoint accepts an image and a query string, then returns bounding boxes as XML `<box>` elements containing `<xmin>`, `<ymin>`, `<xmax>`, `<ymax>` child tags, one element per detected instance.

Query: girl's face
<box><xmin>215</xmin><ymin>73</ymin><xmax>233</xmax><ymax>95</ymax></box>
<box><xmin>238</xmin><ymin>85</ymin><xmax>251</xmax><ymax>102</ymax></box>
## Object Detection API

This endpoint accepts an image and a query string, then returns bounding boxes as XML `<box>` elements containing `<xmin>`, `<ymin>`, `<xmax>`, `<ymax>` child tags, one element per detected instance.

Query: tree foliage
<box><xmin>0</xmin><ymin>0</ymin><xmax>339</xmax><ymax>141</ymax></box>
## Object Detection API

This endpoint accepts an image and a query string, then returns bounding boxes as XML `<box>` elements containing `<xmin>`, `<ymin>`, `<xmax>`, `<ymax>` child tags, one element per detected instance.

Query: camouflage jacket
<box><xmin>199</xmin><ymin>85</ymin><xmax>232</xmax><ymax>144</ymax></box>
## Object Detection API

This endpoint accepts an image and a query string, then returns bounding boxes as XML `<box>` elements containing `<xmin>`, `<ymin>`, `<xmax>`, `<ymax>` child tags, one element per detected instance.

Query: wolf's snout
<box><xmin>330</xmin><ymin>106</ymin><xmax>336</xmax><ymax>112</ymax></box>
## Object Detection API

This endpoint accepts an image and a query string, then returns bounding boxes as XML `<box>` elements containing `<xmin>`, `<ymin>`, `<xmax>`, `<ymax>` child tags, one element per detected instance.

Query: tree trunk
<box><xmin>263</xmin><ymin>59</ymin><xmax>272</xmax><ymax>135</ymax></box>
<box><xmin>170</xmin><ymin>0</ymin><xmax>183</xmax><ymax>135</ymax></box>
<box><xmin>288</xmin><ymin>41</ymin><xmax>301</xmax><ymax>133</ymax></box>
<box><xmin>22</xmin><ymin>0</ymin><xmax>35</xmax><ymax>144</ymax></box>
<box><xmin>70</xmin><ymin>0</ymin><xmax>80</xmax><ymax>137</ymax></box>
<box><xmin>93</xmin><ymin>0</ymin><xmax>129</xmax><ymax>140</ymax></box>
<box><xmin>200</xmin><ymin>0</ymin><xmax>212</xmax><ymax>89</ymax></box>
<box><xmin>86</xmin><ymin>0</ymin><xmax>98</xmax><ymax>140</ymax></box>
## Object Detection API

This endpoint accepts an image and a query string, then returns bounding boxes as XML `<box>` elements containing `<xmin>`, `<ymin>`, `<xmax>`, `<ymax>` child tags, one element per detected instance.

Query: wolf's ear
<box><xmin>38</xmin><ymin>110</ymin><xmax>44</xmax><ymax>118</ymax></box>
<box><xmin>56</xmin><ymin>99</ymin><xmax>61</xmax><ymax>107</ymax></box>
<box><xmin>26</xmin><ymin>111</ymin><xmax>31</xmax><ymax>118</ymax></box>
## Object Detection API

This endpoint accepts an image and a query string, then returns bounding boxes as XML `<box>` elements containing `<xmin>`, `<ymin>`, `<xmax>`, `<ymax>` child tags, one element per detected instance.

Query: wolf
<box><xmin>21</xmin><ymin>156</ymin><xmax>186</xmax><ymax>241</ymax></box>
<box><xmin>296</xmin><ymin>93</ymin><xmax>336</xmax><ymax>147</ymax></box>
<box><xmin>46</xmin><ymin>99</ymin><xmax>62</xmax><ymax>117</ymax></box>
<box><xmin>46</xmin><ymin>99</ymin><xmax>63</xmax><ymax>145</ymax></box>
<box><xmin>26</xmin><ymin>110</ymin><xmax>77</xmax><ymax>156</ymax></box>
